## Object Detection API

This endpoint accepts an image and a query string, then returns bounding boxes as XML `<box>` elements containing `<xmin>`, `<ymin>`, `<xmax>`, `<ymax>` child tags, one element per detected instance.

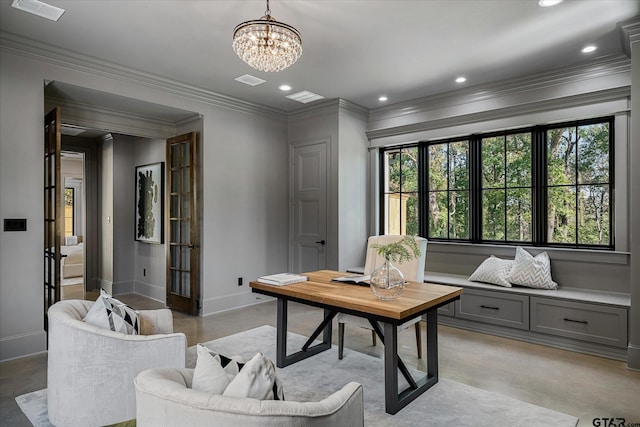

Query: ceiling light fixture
<box><xmin>279</xmin><ymin>84</ymin><xmax>292</xmax><ymax>91</ymax></box>
<box><xmin>378</xmin><ymin>96</ymin><xmax>388</xmax><ymax>102</ymax></box>
<box><xmin>582</xmin><ymin>45</ymin><xmax>597</xmax><ymax>53</ymax></box>
<box><xmin>232</xmin><ymin>0</ymin><xmax>302</xmax><ymax>72</ymax></box>
<box><xmin>455</xmin><ymin>76</ymin><xmax>467</xmax><ymax>83</ymax></box>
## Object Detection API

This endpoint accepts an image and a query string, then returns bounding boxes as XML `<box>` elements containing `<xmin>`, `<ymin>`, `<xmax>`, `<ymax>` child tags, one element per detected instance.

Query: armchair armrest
<box><xmin>139</xmin><ymin>308</ymin><xmax>175</xmax><ymax>335</ymax></box>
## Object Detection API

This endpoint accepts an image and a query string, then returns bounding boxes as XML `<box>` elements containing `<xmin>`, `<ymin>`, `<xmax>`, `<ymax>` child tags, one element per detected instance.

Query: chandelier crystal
<box><xmin>232</xmin><ymin>0</ymin><xmax>302</xmax><ymax>72</ymax></box>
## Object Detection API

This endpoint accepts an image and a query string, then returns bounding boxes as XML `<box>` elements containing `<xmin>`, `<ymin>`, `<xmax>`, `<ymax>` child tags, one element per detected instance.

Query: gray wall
<box><xmin>0</xmin><ymin>46</ymin><xmax>289</xmax><ymax>360</ymax></box>
<box><xmin>287</xmin><ymin>100</ymin><xmax>369</xmax><ymax>271</ymax></box>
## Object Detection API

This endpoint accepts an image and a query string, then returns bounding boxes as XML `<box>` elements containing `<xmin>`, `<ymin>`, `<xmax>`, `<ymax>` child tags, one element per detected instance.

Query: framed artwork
<box><xmin>135</xmin><ymin>162</ymin><xmax>164</xmax><ymax>244</ymax></box>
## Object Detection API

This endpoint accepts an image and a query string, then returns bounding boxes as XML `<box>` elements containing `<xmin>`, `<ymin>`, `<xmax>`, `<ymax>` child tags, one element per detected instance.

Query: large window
<box><xmin>481</xmin><ymin>132</ymin><xmax>532</xmax><ymax>243</ymax></box>
<box><xmin>546</xmin><ymin>121</ymin><xmax>612</xmax><ymax>246</ymax></box>
<box><xmin>381</xmin><ymin>146</ymin><xmax>419</xmax><ymax>235</ymax></box>
<box><xmin>427</xmin><ymin>139</ymin><xmax>469</xmax><ymax>240</ymax></box>
<box><xmin>379</xmin><ymin>117</ymin><xmax>614</xmax><ymax>249</ymax></box>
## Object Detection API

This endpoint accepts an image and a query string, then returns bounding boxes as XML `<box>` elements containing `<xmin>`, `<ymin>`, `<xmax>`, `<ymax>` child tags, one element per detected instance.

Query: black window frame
<box><xmin>379</xmin><ymin>115</ymin><xmax>615</xmax><ymax>250</ymax></box>
<box><xmin>378</xmin><ymin>144</ymin><xmax>420</xmax><ymax>236</ymax></box>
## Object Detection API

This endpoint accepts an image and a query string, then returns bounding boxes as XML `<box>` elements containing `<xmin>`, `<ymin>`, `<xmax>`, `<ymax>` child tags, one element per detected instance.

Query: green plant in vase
<box><xmin>369</xmin><ymin>236</ymin><xmax>421</xmax><ymax>300</ymax></box>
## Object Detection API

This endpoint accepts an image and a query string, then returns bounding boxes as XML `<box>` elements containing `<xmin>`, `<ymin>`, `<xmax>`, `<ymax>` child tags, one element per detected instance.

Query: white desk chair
<box><xmin>337</xmin><ymin>235</ymin><xmax>428</xmax><ymax>359</ymax></box>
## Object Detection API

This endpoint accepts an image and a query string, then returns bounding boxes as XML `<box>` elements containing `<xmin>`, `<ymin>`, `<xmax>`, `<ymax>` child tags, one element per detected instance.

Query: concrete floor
<box><xmin>1</xmin><ymin>293</ymin><xmax>639</xmax><ymax>426</ymax></box>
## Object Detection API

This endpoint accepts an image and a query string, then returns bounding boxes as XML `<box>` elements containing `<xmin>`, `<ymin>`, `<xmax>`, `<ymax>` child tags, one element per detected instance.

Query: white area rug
<box><xmin>17</xmin><ymin>325</ymin><xmax>579</xmax><ymax>426</ymax></box>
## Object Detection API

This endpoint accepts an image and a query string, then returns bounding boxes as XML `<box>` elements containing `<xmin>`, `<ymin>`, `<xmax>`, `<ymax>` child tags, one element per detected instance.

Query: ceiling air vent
<box><xmin>286</xmin><ymin>91</ymin><xmax>325</xmax><ymax>104</ymax></box>
<box><xmin>234</xmin><ymin>74</ymin><xmax>266</xmax><ymax>87</ymax></box>
<box><xmin>11</xmin><ymin>0</ymin><xmax>65</xmax><ymax>21</ymax></box>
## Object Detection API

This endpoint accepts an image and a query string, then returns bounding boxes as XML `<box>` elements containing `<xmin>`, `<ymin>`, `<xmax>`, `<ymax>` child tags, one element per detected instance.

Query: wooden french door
<box><xmin>166</xmin><ymin>132</ymin><xmax>200</xmax><ymax>315</ymax></box>
<box><xmin>44</xmin><ymin>107</ymin><xmax>62</xmax><ymax>329</ymax></box>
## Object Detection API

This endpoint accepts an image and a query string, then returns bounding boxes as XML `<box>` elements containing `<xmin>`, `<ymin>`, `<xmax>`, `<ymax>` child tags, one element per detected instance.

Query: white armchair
<box><xmin>47</xmin><ymin>299</ymin><xmax>187</xmax><ymax>427</ymax></box>
<box><xmin>134</xmin><ymin>368</ymin><xmax>364</xmax><ymax>426</ymax></box>
<box><xmin>337</xmin><ymin>235</ymin><xmax>428</xmax><ymax>359</ymax></box>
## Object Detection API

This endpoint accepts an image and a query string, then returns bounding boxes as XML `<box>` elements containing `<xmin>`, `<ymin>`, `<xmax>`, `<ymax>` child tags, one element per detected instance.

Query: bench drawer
<box><xmin>456</xmin><ymin>289</ymin><xmax>529</xmax><ymax>330</ymax></box>
<box><xmin>531</xmin><ymin>297</ymin><xmax>628</xmax><ymax>348</ymax></box>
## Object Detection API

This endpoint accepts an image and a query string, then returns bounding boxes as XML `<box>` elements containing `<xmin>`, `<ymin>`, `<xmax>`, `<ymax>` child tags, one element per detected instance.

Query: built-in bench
<box><xmin>424</xmin><ymin>272</ymin><xmax>631</xmax><ymax>361</ymax></box>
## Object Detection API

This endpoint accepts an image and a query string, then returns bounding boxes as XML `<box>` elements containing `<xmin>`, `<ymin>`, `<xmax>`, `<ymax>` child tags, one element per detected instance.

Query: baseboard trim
<box><xmin>134</xmin><ymin>281</ymin><xmax>165</xmax><ymax>304</ymax></box>
<box><xmin>0</xmin><ymin>330</ymin><xmax>47</xmax><ymax>362</ymax></box>
<box><xmin>201</xmin><ymin>291</ymin><xmax>272</xmax><ymax>317</ymax></box>
<box><xmin>627</xmin><ymin>343</ymin><xmax>640</xmax><ymax>370</ymax></box>
<box><xmin>111</xmin><ymin>280</ymin><xmax>134</xmax><ymax>295</ymax></box>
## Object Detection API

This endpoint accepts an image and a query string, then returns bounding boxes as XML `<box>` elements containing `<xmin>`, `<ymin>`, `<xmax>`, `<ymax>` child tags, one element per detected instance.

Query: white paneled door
<box><xmin>292</xmin><ymin>141</ymin><xmax>328</xmax><ymax>273</ymax></box>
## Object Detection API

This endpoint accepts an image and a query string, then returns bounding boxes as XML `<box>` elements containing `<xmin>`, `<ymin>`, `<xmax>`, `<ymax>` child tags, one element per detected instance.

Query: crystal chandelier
<box><xmin>232</xmin><ymin>0</ymin><xmax>302</xmax><ymax>72</ymax></box>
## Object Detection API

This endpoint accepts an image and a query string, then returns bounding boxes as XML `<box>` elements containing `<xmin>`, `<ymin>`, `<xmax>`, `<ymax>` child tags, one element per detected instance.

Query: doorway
<box><xmin>60</xmin><ymin>150</ymin><xmax>86</xmax><ymax>300</ymax></box>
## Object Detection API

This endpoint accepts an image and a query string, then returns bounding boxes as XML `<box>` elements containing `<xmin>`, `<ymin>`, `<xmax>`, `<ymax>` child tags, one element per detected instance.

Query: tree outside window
<box><xmin>427</xmin><ymin>140</ymin><xmax>469</xmax><ymax>239</ymax></box>
<box><xmin>481</xmin><ymin>132</ymin><xmax>532</xmax><ymax>243</ymax></box>
<box><xmin>546</xmin><ymin>122</ymin><xmax>611</xmax><ymax>246</ymax></box>
<box><xmin>382</xmin><ymin>146</ymin><xmax>418</xmax><ymax>235</ymax></box>
<box><xmin>379</xmin><ymin>116</ymin><xmax>613</xmax><ymax>250</ymax></box>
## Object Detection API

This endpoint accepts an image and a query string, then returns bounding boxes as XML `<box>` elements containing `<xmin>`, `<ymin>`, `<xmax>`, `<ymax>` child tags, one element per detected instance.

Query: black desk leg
<box><xmin>275</xmin><ymin>298</ymin><xmax>333</xmax><ymax>368</ymax></box>
<box><xmin>383</xmin><ymin>309</ymin><xmax>440</xmax><ymax>415</ymax></box>
<box><xmin>276</xmin><ymin>298</ymin><xmax>288</xmax><ymax>368</ymax></box>
<box><xmin>426</xmin><ymin>309</ymin><xmax>438</xmax><ymax>381</ymax></box>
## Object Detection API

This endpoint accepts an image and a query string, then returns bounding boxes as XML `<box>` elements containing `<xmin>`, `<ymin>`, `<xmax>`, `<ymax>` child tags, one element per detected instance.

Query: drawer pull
<box><xmin>480</xmin><ymin>305</ymin><xmax>500</xmax><ymax>310</ymax></box>
<box><xmin>563</xmin><ymin>318</ymin><xmax>588</xmax><ymax>325</ymax></box>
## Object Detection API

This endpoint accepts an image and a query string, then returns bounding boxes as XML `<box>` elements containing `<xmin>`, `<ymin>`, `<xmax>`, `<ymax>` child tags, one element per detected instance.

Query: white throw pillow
<box><xmin>191</xmin><ymin>344</ymin><xmax>231</xmax><ymax>394</ymax></box>
<box><xmin>64</xmin><ymin>235</ymin><xmax>78</xmax><ymax>246</ymax></box>
<box><xmin>468</xmin><ymin>256</ymin><xmax>513</xmax><ymax>287</ymax></box>
<box><xmin>83</xmin><ymin>289</ymin><xmax>139</xmax><ymax>334</ymax></box>
<box><xmin>223</xmin><ymin>352</ymin><xmax>284</xmax><ymax>400</ymax></box>
<box><xmin>506</xmin><ymin>247</ymin><xmax>558</xmax><ymax>290</ymax></box>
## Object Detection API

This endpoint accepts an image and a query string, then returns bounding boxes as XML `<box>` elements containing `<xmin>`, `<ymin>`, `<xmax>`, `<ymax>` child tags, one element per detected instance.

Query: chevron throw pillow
<box><xmin>83</xmin><ymin>289</ymin><xmax>140</xmax><ymax>334</ymax></box>
<box><xmin>506</xmin><ymin>247</ymin><xmax>558</xmax><ymax>290</ymax></box>
<box><xmin>468</xmin><ymin>256</ymin><xmax>513</xmax><ymax>287</ymax></box>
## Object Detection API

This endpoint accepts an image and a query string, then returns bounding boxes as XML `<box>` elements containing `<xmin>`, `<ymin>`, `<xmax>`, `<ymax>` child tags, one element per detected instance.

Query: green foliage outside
<box><xmin>547</xmin><ymin>123</ymin><xmax>610</xmax><ymax>245</ymax></box>
<box><xmin>481</xmin><ymin>133</ymin><xmax>531</xmax><ymax>242</ymax></box>
<box><xmin>384</xmin><ymin>147</ymin><xmax>419</xmax><ymax>235</ymax></box>
<box><xmin>382</xmin><ymin>121</ymin><xmax>610</xmax><ymax>247</ymax></box>
<box><xmin>428</xmin><ymin>141</ymin><xmax>469</xmax><ymax>239</ymax></box>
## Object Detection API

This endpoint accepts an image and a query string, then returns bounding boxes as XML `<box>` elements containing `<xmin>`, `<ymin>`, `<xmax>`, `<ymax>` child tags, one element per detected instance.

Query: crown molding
<box><xmin>619</xmin><ymin>16</ymin><xmax>640</xmax><ymax>57</ymax></box>
<box><xmin>287</xmin><ymin>98</ymin><xmax>370</xmax><ymax>122</ymax></box>
<box><xmin>365</xmin><ymin>86</ymin><xmax>630</xmax><ymax>142</ymax></box>
<box><xmin>369</xmin><ymin>55</ymin><xmax>630</xmax><ymax>126</ymax></box>
<box><xmin>0</xmin><ymin>31</ymin><xmax>288</xmax><ymax>120</ymax></box>
<box><xmin>338</xmin><ymin>99</ymin><xmax>370</xmax><ymax>122</ymax></box>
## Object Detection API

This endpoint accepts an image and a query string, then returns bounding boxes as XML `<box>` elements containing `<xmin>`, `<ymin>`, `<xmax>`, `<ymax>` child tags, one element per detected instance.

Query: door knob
<box><xmin>315</xmin><ymin>240</ymin><xmax>326</xmax><ymax>245</ymax></box>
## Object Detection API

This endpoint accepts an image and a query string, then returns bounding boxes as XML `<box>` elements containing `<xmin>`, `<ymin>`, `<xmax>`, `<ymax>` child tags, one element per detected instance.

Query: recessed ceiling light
<box><xmin>234</xmin><ymin>74</ymin><xmax>266</xmax><ymax>86</ymax></box>
<box><xmin>538</xmin><ymin>0</ymin><xmax>563</xmax><ymax>7</ymax></box>
<box><xmin>378</xmin><ymin>96</ymin><xmax>388</xmax><ymax>102</ymax></box>
<box><xmin>279</xmin><ymin>84</ymin><xmax>292</xmax><ymax>91</ymax></box>
<box><xmin>11</xmin><ymin>0</ymin><xmax>64</xmax><ymax>21</ymax></box>
<box><xmin>455</xmin><ymin>76</ymin><xmax>467</xmax><ymax>83</ymax></box>
<box><xmin>286</xmin><ymin>90</ymin><xmax>325</xmax><ymax>104</ymax></box>
<box><xmin>582</xmin><ymin>45</ymin><xmax>597</xmax><ymax>53</ymax></box>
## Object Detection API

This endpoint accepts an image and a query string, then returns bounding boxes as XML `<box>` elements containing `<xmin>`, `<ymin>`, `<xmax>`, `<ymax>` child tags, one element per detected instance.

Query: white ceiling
<box><xmin>0</xmin><ymin>0</ymin><xmax>638</xmax><ymax>113</ymax></box>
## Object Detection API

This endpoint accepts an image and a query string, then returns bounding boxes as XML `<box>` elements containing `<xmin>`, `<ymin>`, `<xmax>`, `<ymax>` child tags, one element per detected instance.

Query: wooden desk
<box><xmin>251</xmin><ymin>270</ymin><xmax>463</xmax><ymax>414</ymax></box>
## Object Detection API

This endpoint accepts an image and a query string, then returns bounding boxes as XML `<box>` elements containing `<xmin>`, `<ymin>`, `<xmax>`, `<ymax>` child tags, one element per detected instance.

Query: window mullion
<box><xmin>470</xmin><ymin>136</ymin><xmax>481</xmax><ymax>243</ymax></box>
<box><xmin>533</xmin><ymin>126</ymin><xmax>546</xmax><ymax>245</ymax></box>
<box><xmin>419</xmin><ymin>143</ymin><xmax>427</xmax><ymax>238</ymax></box>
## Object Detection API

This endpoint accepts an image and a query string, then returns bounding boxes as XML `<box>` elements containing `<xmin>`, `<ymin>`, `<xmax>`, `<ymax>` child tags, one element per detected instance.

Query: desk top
<box><xmin>250</xmin><ymin>270</ymin><xmax>463</xmax><ymax>321</ymax></box>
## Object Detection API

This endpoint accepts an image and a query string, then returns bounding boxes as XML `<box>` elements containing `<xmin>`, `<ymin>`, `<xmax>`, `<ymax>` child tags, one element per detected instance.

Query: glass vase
<box><xmin>369</xmin><ymin>259</ymin><xmax>405</xmax><ymax>300</ymax></box>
